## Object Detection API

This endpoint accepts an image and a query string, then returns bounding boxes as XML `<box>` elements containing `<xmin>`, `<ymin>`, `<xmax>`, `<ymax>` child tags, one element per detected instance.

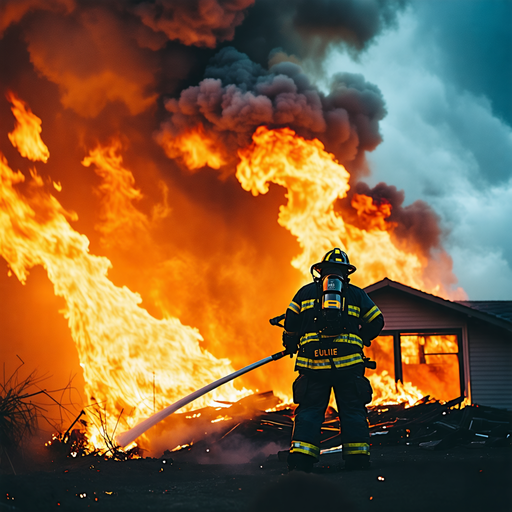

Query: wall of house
<box><xmin>370</xmin><ymin>288</ymin><xmax>466</xmax><ymax>331</ymax></box>
<box><xmin>468</xmin><ymin>320</ymin><xmax>512</xmax><ymax>410</ymax></box>
<box><xmin>369</xmin><ymin>287</ymin><xmax>512</xmax><ymax>410</ymax></box>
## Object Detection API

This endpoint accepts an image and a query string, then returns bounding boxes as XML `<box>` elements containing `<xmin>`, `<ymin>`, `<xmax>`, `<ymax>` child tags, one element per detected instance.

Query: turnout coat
<box><xmin>284</xmin><ymin>282</ymin><xmax>384</xmax><ymax>372</ymax></box>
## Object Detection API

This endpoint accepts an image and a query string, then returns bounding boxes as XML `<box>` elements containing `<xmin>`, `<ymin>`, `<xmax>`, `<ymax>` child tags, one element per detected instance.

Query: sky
<box><xmin>324</xmin><ymin>0</ymin><xmax>512</xmax><ymax>299</ymax></box>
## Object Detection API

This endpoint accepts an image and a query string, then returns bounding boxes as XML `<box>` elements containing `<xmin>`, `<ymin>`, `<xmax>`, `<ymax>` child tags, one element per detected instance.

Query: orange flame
<box><xmin>368</xmin><ymin>371</ymin><xmax>425</xmax><ymax>407</ymax></box>
<box><xmin>6</xmin><ymin>91</ymin><xmax>50</xmax><ymax>163</ymax></box>
<box><xmin>80</xmin><ymin>139</ymin><xmax>171</xmax><ymax>247</ymax></box>
<box><xmin>236</xmin><ymin>126</ymin><xmax>435</xmax><ymax>293</ymax></box>
<box><xmin>365</xmin><ymin>334</ymin><xmax>462</xmax><ymax>406</ymax></box>
<box><xmin>157</xmin><ymin>124</ymin><xmax>226</xmax><ymax>171</ymax></box>
<box><xmin>400</xmin><ymin>334</ymin><xmax>461</xmax><ymax>401</ymax></box>
<box><xmin>351</xmin><ymin>193</ymin><xmax>396</xmax><ymax>232</ymax></box>
<box><xmin>0</xmin><ymin>142</ymin><xmax>247</xmax><ymax>452</ymax></box>
<box><xmin>1</xmin><ymin>94</ymin><xmax>466</xmax><ymax>455</ymax></box>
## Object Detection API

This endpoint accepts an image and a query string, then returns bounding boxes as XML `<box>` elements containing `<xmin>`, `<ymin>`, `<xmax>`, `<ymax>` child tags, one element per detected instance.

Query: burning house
<box><xmin>0</xmin><ymin>1</ymin><xmax>510</xmax><ymax>461</ymax></box>
<box><xmin>365</xmin><ymin>278</ymin><xmax>512</xmax><ymax>410</ymax></box>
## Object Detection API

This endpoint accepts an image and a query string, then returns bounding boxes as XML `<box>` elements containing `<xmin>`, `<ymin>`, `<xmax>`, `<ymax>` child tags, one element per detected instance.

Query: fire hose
<box><xmin>116</xmin><ymin>312</ymin><xmax>375</xmax><ymax>447</ymax></box>
<box><xmin>116</xmin><ymin>347</ymin><xmax>289</xmax><ymax>447</ymax></box>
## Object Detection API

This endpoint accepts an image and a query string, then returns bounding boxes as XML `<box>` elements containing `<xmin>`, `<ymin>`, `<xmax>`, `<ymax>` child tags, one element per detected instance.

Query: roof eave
<box><xmin>364</xmin><ymin>278</ymin><xmax>512</xmax><ymax>333</ymax></box>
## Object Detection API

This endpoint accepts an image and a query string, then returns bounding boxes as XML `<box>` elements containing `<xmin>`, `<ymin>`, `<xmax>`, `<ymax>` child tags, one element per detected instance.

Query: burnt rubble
<box><xmin>39</xmin><ymin>390</ymin><xmax>512</xmax><ymax>467</ymax></box>
<box><xmin>166</xmin><ymin>392</ymin><xmax>512</xmax><ymax>463</ymax></box>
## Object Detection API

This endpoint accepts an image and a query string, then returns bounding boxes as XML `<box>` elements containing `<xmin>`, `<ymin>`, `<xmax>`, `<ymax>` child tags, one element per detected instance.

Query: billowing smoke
<box><xmin>132</xmin><ymin>0</ymin><xmax>255</xmax><ymax>48</ymax></box>
<box><xmin>157</xmin><ymin>47</ymin><xmax>386</xmax><ymax>175</ymax></box>
<box><xmin>340</xmin><ymin>181</ymin><xmax>443</xmax><ymax>257</ymax></box>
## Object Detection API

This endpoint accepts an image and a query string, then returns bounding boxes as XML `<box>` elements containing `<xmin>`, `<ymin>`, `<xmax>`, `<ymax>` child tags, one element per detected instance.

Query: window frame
<box><xmin>378</xmin><ymin>328</ymin><xmax>465</xmax><ymax>397</ymax></box>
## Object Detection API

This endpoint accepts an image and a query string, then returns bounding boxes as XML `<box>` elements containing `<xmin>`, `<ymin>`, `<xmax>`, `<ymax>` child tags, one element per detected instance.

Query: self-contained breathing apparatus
<box><xmin>308</xmin><ymin>249</ymin><xmax>376</xmax><ymax>370</ymax></box>
<box><xmin>310</xmin><ymin>251</ymin><xmax>352</xmax><ymax>337</ymax></box>
<box><xmin>317</xmin><ymin>273</ymin><xmax>346</xmax><ymax>336</ymax></box>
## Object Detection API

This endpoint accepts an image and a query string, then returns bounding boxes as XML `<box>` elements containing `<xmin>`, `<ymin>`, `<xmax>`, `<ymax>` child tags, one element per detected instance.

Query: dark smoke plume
<box><xmin>339</xmin><ymin>182</ymin><xmax>443</xmax><ymax>258</ymax></box>
<box><xmin>228</xmin><ymin>0</ymin><xmax>408</xmax><ymax>64</ymax></box>
<box><xmin>157</xmin><ymin>47</ymin><xmax>387</xmax><ymax>173</ymax></box>
<box><xmin>132</xmin><ymin>0</ymin><xmax>255</xmax><ymax>48</ymax></box>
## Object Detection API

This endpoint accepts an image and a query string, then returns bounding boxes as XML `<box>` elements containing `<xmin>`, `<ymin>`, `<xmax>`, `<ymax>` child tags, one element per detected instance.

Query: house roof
<box><xmin>364</xmin><ymin>278</ymin><xmax>512</xmax><ymax>333</ymax></box>
<box><xmin>456</xmin><ymin>301</ymin><xmax>512</xmax><ymax>323</ymax></box>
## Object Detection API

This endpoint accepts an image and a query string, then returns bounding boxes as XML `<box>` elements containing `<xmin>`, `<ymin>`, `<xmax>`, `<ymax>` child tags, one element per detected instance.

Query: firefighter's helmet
<box><xmin>311</xmin><ymin>248</ymin><xmax>356</xmax><ymax>276</ymax></box>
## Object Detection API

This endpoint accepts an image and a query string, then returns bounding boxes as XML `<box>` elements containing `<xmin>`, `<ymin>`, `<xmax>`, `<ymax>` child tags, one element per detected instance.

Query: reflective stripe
<box><xmin>299</xmin><ymin>332</ymin><xmax>363</xmax><ymax>348</ymax></box>
<box><xmin>332</xmin><ymin>353</ymin><xmax>363</xmax><ymax>368</ymax></box>
<box><xmin>299</xmin><ymin>332</ymin><xmax>320</xmax><ymax>346</ymax></box>
<box><xmin>367</xmin><ymin>309</ymin><xmax>381</xmax><ymax>322</ymax></box>
<box><xmin>331</xmin><ymin>333</ymin><xmax>363</xmax><ymax>348</ymax></box>
<box><xmin>288</xmin><ymin>301</ymin><xmax>300</xmax><ymax>314</ymax></box>
<box><xmin>290</xmin><ymin>440</ymin><xmax>320</xmax><ymax>458</ymax></box>
<box><xmin>343</xmin><ymin>442</ymin><xmax>369</xmax><ymax>455</ymax></box>
<box><xmin>348</xmin><ymin>305</ymin><xmax>360</xmax><ymax>317</ymax></box>
<box><xmin>301</xmin><ymin>299</ymin><xmax>316</xmax><ymax>311</ymax></box>
<box><xmin>296</xmin><ymin>353</ymin><xmax>363</xmax><ymax>370</ymax></box>
<box><xmin>362</xmin><ymin>305</ymin><xmax>381</xmax><ymax>323</ymax></box>
<box><xmin>296</xmin><ymin>357</ymin><xmax>332</xmax><ymax>370</ymax></box>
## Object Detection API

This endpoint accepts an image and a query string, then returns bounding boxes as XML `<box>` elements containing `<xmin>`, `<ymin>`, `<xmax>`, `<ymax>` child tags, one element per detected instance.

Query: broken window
<box><xmin>365</xmin><ymin>332</ymin><xmax>462</xmax><ymax>403</ymax></box>
<box><xmin>400</xmin><ymin>334</ymin><xmax>460</xmax><ymax>402</ymax></box>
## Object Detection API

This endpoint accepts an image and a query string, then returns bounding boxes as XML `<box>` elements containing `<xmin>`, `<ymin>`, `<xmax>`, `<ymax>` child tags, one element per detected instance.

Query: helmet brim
<box><xmin>311</xmin><ymin>260</ymin><xmax>356</xmax><ymax>275</ymax></box>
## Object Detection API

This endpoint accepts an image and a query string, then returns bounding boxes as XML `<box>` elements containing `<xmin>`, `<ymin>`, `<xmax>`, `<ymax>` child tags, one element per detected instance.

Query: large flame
<box><xmin>365</xmin><ymin>334</ymin><xmax>462</xmax><ymax>405</ymax></box>
<box><xmin>237</xmin><ymin>126</ymin><xmax>434</xmax><ymax>292</ymax></box>
<box><xmin>1</xmin><ymin>94</ymin><xmax>465</xmax><ymax>453</ymax></box>
<box><xmin>0</xmin><ymin>98</ymin><xmax>247</xmax><ymax>451</ymax></box>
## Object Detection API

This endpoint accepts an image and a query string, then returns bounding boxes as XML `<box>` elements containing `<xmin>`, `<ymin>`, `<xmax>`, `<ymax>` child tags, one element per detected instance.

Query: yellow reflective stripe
<box><xmin>324</xmin><ymin>300</ymin><xmax>341</xmax><ymax>309</ymax></box>
<box><xmin>291</xmin><ymin>440</ymin><xmax>320</xmax><ymax>458</ymax></box>
<box><xmin>301</xmin><ymin>299</ymin><xmax>316</xmax><ymax>311</ymax></box>
<box><xmin>366</xmin><ymin>308</ymin><xmax>381</xmax><ymax>323</ymax></box>
<box><xmin>332</xmin><ymin>353</ymin><xmax>363</xmax><ymax>368</ymax></box>
<box><xmin>300</xmin><ymin>332</ymin><xmax>363</xmax><ymax>348</ymax></box>
<box><xmin>288</xmin><ymin>301</ymin><xmax>300</xmax><ymax>314</ymax></box>
<box><xmin>325</xmin><ymin>333</ymin><xmax>363</xmax><ymax>348</ymax></box>
<box><xmin>299</xmin><ymin>333</ymin><xmax>320</xmax><ymax>346</ymax></box>
<box><xmin>348</xmin><ymin>305</ymin><xmax>360</xmax><ymax>317</ymax></box>
<box><xmin>362</xmin><ymin>305</ymin><xmax>380</xmax><ymax>323</ymax></box>
<box><xmin>296</xmin><ymin>357</ymin><xmax>332</xmax><ymax>370</ymax></box>
<box><xmin>343</xmin><ymin>443</ymin><xmax>369</xmax><ymax>455</ymax></box>
<box><xmin>297</xmin><ymin>352</ymin><xmax>363</xmax><ymax>369</ymax></box>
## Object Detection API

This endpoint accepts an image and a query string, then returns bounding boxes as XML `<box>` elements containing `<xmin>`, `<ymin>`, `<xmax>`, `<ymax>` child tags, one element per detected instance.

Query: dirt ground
<box><xmin>1</xmin><ymin>444</ymin><xmax>511</xmax><ymax>512</ymax></box>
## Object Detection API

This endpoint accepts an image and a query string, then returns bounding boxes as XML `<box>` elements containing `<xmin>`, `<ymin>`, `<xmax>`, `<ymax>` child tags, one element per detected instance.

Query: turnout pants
<box><xmin>289</xmin><ymin>364</ymin><xmax>371</xmax><ymax>466</ymax></box>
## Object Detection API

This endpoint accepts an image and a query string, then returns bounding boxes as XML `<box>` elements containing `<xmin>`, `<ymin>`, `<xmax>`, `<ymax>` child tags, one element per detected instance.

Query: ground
<box><xmin>1</xmin><ymin>445</ymin><xmax>511</xmax><ymax>512</ymax></box>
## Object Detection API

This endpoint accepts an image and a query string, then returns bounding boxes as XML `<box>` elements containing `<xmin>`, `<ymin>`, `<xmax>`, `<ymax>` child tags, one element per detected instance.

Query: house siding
<box><xmin>368</xmin><ymin>287</ymin><xmax>512</xmax><ymax>410</ymax></box>
<box><xmin>468</xmin><ymin>321</ymin><xmax>512</xmax><ymax>410</ymax></box>
<box><xmin>371</xmin><ymin>289</ymin><xmax>466</xmax><ymax>331</ymax></box>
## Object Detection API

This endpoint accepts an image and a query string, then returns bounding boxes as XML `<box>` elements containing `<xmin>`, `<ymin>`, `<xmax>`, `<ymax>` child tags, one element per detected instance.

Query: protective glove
<box><xmin>282</xmin><ymin>331</ymin><xmax>299</xmax><ymax>357</ymax></box>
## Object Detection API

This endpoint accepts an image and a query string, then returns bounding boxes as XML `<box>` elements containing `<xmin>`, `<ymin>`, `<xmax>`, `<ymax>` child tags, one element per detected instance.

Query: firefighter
<box><xmin>283</xmin><ymin>248</ymin><xmax>384</xmax><ymax>472</ymax></box>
